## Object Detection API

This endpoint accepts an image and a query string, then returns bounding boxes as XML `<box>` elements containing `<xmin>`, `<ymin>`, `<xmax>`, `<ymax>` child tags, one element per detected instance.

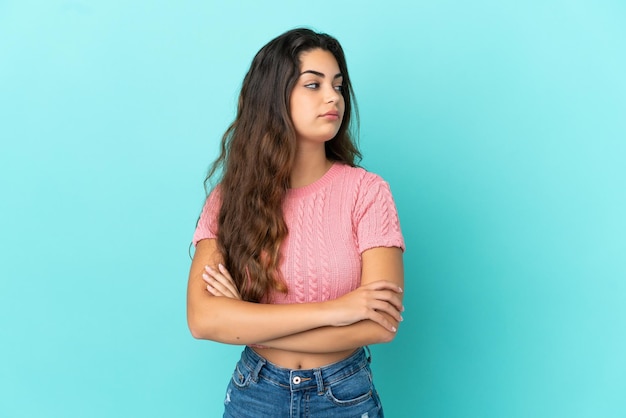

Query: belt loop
<box><xmin>364</xmin><ymin>346</ymin><xmax>372</xmax><ymax>364</ymax></box>
<box><xmin>251</xmin><ymin>356</ymin><xmax>266</xmax><ymax>383</ymax></box>
<box><xmin>314</xmin><ymin>369</ymin><xmax>324</xmax><ymax>395</ymax></box>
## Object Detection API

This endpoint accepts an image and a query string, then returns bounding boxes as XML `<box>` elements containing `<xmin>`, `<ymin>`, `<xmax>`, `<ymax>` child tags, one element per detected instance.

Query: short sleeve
<box><xmin>192</xmin><ymin>187</ymin><xmax>222</xmax><ymax>246</ymax></box>
<box><xmin>353</xmin><ymin>175</ymin><xmax>405</xmax><ymax>254</ymax></box>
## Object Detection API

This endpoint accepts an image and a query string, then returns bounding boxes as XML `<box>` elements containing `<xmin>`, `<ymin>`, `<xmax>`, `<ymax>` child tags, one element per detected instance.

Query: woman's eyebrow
<box><xmin>299</xmin><ymin>70</ymin><xmax>343</xmax><ymax>79</ymax></box>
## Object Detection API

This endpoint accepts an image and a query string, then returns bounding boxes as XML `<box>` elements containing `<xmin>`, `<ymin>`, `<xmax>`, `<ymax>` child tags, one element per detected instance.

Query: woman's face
<box><xmin>289</xmin><ymin>48</ymin><xmax>345</xmax><ymax>147</ymax></box>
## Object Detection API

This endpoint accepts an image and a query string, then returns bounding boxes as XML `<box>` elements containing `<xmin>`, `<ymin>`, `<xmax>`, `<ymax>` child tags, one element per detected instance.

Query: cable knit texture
<box><xmin>193</xmin><ymin>163</ymin><xmax>405</xmax><ymax>304</ymax></box>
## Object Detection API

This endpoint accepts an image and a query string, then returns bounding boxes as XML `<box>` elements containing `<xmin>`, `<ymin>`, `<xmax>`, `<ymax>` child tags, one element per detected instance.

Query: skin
<box><xmin>187</xmin><ymin>48</ymin><xmax>404</xmax><ymax>369</ymax></box>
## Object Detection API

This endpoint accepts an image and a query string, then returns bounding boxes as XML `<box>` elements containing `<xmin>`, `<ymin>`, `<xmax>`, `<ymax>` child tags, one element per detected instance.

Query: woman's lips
<box><xmin>320</xmin><ymin>111</ymin><xmax>340</xmax><ymax>120</ymax></box>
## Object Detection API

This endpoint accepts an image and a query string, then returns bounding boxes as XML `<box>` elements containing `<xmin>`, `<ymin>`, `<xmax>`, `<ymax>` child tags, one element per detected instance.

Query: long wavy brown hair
<box><xmin>204</xmin><ymin>28</ymin><xmax>361</xmax><ymax>302</ymax></box>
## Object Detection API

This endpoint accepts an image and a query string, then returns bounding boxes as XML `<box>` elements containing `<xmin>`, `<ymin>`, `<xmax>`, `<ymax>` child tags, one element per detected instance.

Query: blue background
<box><xmin>1</xmin><ymin>1</ymin><xmax>625</xmax><ymax>417</ymax></box>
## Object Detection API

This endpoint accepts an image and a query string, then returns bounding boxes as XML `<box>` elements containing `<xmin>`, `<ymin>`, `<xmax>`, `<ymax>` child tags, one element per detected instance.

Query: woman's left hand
<box><xmin>202</xmin><ymin>264</ymin><xmax>241</xmax><ymax>300</ymax></box>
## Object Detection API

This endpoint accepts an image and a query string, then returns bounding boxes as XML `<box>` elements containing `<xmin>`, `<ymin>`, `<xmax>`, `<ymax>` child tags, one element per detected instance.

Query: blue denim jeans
<box><xmin>222</xmin><ymin>346</ymin><xmax>384</xmax><ymax>418</ymax></box>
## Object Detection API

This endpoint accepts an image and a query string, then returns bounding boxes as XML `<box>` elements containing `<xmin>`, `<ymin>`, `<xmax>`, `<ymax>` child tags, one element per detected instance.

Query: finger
<box><xmin>206</xmin><ymin>283</ymin><xmax>220</xmax><ymax>296</ymax></box>
<box><xmin>204</xmin><ymin>265</ymin><xmax>231</xmax><ymax>284</ymax></box>
<box><xmin>202</xmin><ymin>268</ymin><xmax>235</xmax><ymax>297</ymax></box>
<box><xmin>202</xmin><ymin>265</ymin><xmax>222</xmax><ymax>283</ymax></box>
<box><xmin>205</xmin><ymin>281</ymin><xmax>228</xmax><ymax>297</ymax></box>
<box><xmin>369</xmin><ymin>311</ymin><xmax>398</xmax><ymax>333</ymax></box>
<box><xmin>377</xmin><ymin>291</ymin><xmax>404</xmax><ymax>312</ymax></box>
<box><xmin>364</xmin><ymin>288</ymin><xmax>403</xmax><ymax>312</ymax></box>
<box><xmin>207</xmin><ymin>275</ymin><xmax>238</xmax><ymax>298</ymax></box>
<box><xmin>205</xmin><ymin>268</ymin><xmax>240</xmax><ymax>299</ymax></box>
<box><xmin>204</xmin><ymin>266</ymin><xmax>241</xmax><ymax>299</ymax></box>
<box><xmin>218</xmin><ymin>263</ymin><xmax>235</xmax><ymax>281</ymax></box>
<box><xmin>203</xmin><ymin>274</ymin><xmax>230</xmax><ymax>297</ymax></box>
<box><xmin>215</xmin><ymin>264</ymin><xmax>241</xmax><ymax>298</ymax></box>
<box><xmin>371</xmin><ymin>300</ymin><xmax>403</xmax><ymax>323</ymax></box>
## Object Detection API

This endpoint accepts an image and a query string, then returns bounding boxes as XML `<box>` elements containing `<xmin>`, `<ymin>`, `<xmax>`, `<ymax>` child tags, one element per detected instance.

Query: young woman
<box><xmin>187</xmin><ymin>28</ymin><xmax>405</xmax><ymax>417</ymax></box>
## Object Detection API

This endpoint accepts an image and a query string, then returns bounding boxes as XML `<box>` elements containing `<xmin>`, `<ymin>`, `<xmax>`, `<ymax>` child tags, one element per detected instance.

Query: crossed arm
<box><xmin>186</xmin><ymin>238</ymin><xmax>404</xmax><ymax>353</ymax></box>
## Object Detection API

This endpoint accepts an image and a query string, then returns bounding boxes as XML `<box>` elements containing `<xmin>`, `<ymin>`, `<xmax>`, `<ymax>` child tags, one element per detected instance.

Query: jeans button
<box><xmin>292</xmin><ymin>376</ymin><xmax>301</xmax><ymax>385</ymax></box>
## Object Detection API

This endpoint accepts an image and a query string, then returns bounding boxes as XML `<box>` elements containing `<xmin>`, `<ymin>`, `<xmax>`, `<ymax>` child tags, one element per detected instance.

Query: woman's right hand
<box><xmin>326</xmin><ymin>281</ymin><xmax>404</xmax><ymax>332</ymax></box>
<box><xmin>202</xmin><ymin>264</ymin><xmax>242</xmax><ymax>300</ymax></box>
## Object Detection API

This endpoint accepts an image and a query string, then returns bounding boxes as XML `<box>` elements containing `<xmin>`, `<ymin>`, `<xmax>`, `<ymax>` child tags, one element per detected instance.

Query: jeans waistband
<box><xmin>240</xmin><ymin>346</ymin><xmax>371</xmax><ymax>394</ymax></box>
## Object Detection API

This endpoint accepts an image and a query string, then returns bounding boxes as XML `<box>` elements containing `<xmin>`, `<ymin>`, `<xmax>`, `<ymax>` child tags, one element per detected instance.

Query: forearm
<box><xmin>258</xmin><ymin>315</ymin><xmax>400</xmax><ymax>354</ymax></box>
<box><xmin>258</xmin><ymin>247</ymin><xmax>404</xmax><ymax>354</ymax></box>
<box><xmin>188</xmin><ymin>239</ymin><xmax>341</xmax><ymax>344</ymax></box>
<box><xmin>188</xmin><ymin>295</ymin><xmax>335</xmax><ymax>345</ymax></box>
<box><xmin>188</xmin><ymin>241</ymin><xmax>403</xmax><ymax>346</ymax></box>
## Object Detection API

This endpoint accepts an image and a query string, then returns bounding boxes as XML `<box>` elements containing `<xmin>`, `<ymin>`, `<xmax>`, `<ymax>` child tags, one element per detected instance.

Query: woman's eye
<box><xmin>334</xmin><ymin>85</ymin><xmax>344</xmax><ymax>92</ymax></box>
<box><xmin>304</xmin><ymin>83</ymin><xmax>320</xmax><ymax>89</ymax></box>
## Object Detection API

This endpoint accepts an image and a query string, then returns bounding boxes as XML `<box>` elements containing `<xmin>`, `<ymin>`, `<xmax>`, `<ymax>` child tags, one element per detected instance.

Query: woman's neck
<box><xmin>290</xmin><ymin>145</ymin><xmax>331</xmax><ymax>188</ymax></box>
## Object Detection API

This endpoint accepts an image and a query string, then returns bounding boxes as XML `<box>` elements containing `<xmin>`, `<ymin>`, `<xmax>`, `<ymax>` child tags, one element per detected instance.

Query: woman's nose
<box><xmin>326</xmin><ymin>87</ymin><xmax>341</xmax><ymax>104</ymax></box>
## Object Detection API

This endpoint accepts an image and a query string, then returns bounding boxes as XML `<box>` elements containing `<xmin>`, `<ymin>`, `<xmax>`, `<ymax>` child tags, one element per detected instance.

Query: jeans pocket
<box><xmin>230</xmin><ymin>362</ymin><xmax>252</xmax><ymax>389</ymax></box>
<box><xmin>325</xmin><ymin>367</ymin><xmax>375</xmax><ymax>407</ymax></box>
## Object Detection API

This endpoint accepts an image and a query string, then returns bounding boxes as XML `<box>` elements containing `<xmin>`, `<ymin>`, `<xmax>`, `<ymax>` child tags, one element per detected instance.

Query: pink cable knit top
<box><xmin>193</xmin><ymin>163</ymin><xmax>404</xmax><ymax>304</ymax></box>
